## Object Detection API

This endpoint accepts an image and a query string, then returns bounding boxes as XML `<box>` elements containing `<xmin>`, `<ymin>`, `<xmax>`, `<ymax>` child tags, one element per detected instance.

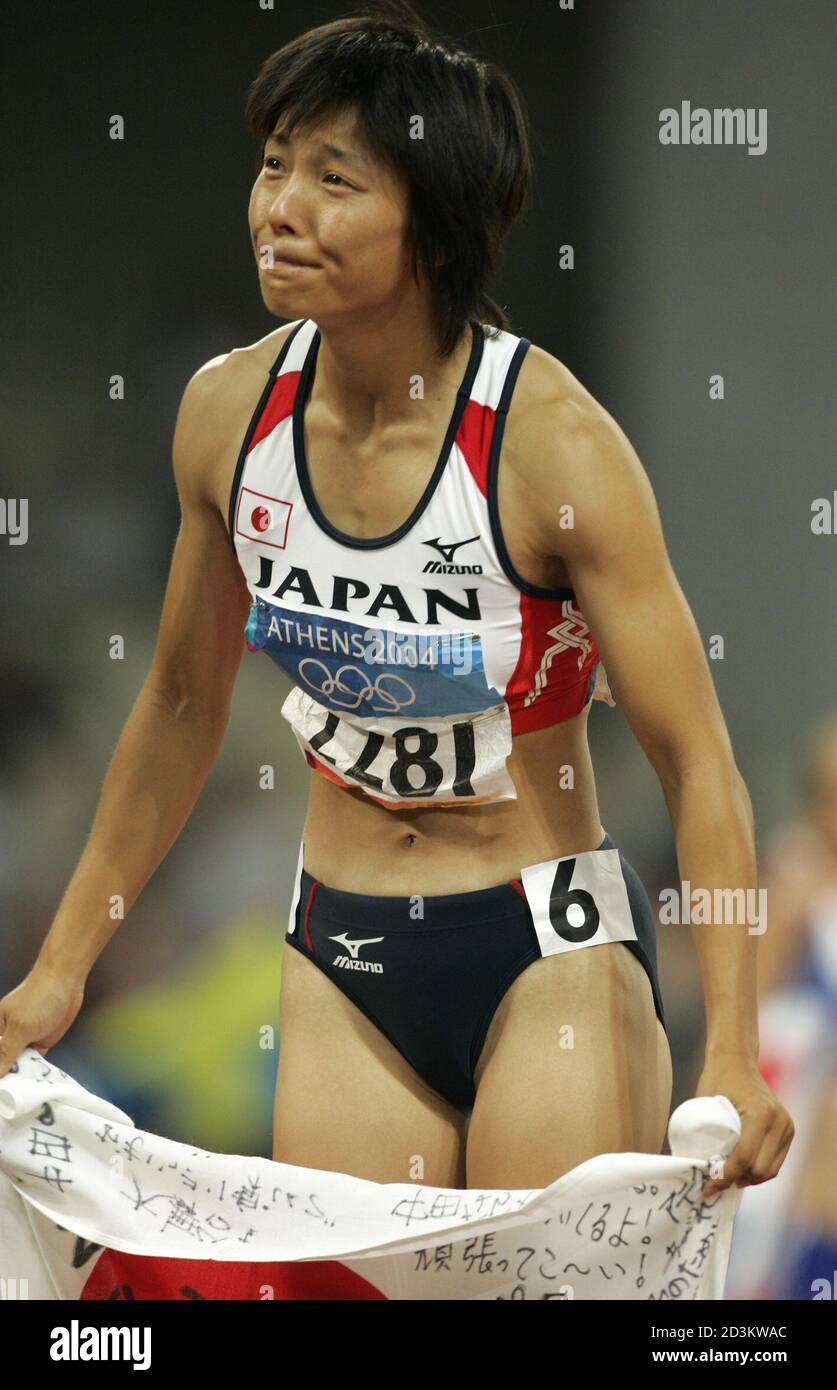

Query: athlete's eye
<box><xmin>262</xmin><ymin>157</ymin><xmax>350</xmax><ymax>188</ymax></box>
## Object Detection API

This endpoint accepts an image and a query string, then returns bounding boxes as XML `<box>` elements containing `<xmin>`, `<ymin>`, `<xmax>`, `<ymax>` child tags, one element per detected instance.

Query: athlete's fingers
<box><xmin>0</xmin><ymin>1026</ymin><xmax>31</xmax><ymax>1077</ymax></box>
<box><xmin>702</xmin><ymin>1109</ymin><xmax>774</xmax><ymax>1194</ymax></box>
<box><xmin>735</xmin><ymin>1119</ymin><xmax>795</xmax><ymax>1186</ymax></box>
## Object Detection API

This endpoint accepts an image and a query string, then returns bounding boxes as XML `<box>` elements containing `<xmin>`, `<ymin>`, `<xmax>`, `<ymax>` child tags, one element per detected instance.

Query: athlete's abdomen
<box><xmin>301</xmin><ymin>707</ymin><xmax>605</xmax><ymax>895</ymax></box>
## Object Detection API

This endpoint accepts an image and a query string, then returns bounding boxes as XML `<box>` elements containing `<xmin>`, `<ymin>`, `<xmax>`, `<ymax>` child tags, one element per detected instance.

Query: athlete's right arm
<box><xmin>0</xmin><ymin>359</ymin><xmax>252</xmax><ymax>1076</ymax></box>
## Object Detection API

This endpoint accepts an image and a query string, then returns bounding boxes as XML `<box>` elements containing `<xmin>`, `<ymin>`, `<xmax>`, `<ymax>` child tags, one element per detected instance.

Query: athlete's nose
<box><xmin>265</xmin><ymin>170</ymin><xmax>310</xmax><ymax>231</ymax></box>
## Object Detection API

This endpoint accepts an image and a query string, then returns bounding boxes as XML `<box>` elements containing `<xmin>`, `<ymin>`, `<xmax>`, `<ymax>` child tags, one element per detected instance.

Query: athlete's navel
<box><xmin>404</xmin><ymin>833</ymin><xmax>417</xmax><ymax>849</ymax></box>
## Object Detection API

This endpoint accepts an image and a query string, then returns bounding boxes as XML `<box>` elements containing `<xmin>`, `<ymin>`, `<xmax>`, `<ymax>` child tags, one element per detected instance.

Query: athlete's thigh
<box><xmin>273</xmin><ymin>942</ymin><xmax>468</xmax><ymax>1186</ymax></box>
<box><xmin>466</xmin><ymin>942</ymin><xmax>673</xmax><ymax>1190</ymax></box>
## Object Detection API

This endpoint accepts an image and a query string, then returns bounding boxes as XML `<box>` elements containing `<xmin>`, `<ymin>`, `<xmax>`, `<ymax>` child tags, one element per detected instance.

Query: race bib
<box><xmin>244</xmin><ymin>596</ymin><xmax>518</xmax><ymax>806</ymax></box>
<box><xmin>281</xmin><ymin>685</ymin><xmax>516</xmax><ymax>806</ymax></box>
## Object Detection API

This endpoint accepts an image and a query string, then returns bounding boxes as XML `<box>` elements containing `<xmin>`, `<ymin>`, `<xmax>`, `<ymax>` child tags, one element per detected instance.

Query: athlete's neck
<box><xmin>305</xmin><ymin>306</ymin><xmax>472</xmax><ymax>441</ymax></box>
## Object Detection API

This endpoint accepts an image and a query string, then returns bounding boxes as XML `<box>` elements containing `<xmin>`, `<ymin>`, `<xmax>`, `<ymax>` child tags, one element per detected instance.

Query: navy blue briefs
<box><xmin>283</xmin><ymin>831</ymin><xmax>666</xmax><ymax>1109</ymax></box>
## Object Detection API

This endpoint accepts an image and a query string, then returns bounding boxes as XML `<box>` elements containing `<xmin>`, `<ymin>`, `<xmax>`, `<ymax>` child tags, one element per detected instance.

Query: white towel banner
<box><xmin>0</xmin><ymin>1049</ymin><xmax>742</xmax><ymax>1300</ymax></box>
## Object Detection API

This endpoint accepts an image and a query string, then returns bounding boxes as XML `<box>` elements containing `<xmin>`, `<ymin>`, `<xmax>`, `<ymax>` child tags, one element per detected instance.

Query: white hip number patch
<box><xmin>520</xmin><ymin>847</ymin><xmax>638</xmax><ymax>957</ymax></box>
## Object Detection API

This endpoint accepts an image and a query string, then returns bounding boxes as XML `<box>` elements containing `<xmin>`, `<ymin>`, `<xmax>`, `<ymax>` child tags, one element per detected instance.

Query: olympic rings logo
<box><xmin>297</xmin><ymin>659</ymin><xmax>417</xmax><ymax>712</ymax></box>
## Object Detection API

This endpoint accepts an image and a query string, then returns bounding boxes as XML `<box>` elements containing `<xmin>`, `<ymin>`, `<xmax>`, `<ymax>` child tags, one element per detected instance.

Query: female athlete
<box><xmin>0</xmin><ymin>9</ymin><xmax>793</xmax><ymax>1199</ymax></box>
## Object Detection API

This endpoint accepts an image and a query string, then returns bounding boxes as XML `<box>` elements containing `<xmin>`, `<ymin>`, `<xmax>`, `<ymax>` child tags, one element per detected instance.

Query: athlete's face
<box><xmin>248</xmin><ymin>109</ymin><xmax>419</xmax><ymax>321</ymax></box>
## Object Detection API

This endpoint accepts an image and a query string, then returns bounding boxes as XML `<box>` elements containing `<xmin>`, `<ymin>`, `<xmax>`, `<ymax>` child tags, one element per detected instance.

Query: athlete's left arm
<box><xmin>533</xmin><ymin>397</ymin><xmax>794</xmax><ymax>1193</ymax></box>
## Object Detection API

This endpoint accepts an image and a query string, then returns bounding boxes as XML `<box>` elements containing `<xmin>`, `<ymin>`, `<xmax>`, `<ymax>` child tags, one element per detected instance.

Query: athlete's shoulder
<box><xmin>502</xmin><ymin>334</ymin><xmax>646</xmax><ymax>557</ymax></box>
<box><xmin>175</xmin><ymin>320</ymin><xmax>303</xmax><ymax>446</ymax></box>
<box><xmin>512</xmin><ymin>336</ymin><xmax>612</xmax><ymax>439</ymax></box>
<box><xmin>228</xmin><ymin>317</ymin><xmax>308</xmax><ymax>374</ymax></box>
<box><xmin>185</xmin><ymin>318</ymin><xmax>305</xmax><ymax>403</ymax></box>
<box><xmin>500</xmin><ymin>335</ymin><xmax>614</xmax><ymax>494</ymax></box>
<box><xmin>173</xmin><ymin>321</ymin><xmax>305</xmax><ymax>504</ymax></box>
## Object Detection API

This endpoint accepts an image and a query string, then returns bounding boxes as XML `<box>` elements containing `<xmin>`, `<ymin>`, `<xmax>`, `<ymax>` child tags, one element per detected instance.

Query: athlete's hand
<box><xmin>0</xmin><ymin>965</ymin><xmax>86</xmax><ymax>1078</ymax></box>
<box><xmin>696</xmin><ymin>1053</ymin><xmax>795</xmax><ymax>1197</ymax></box>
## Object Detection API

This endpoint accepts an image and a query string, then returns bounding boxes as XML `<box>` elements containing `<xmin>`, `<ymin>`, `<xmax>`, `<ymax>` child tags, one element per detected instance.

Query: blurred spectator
<box><xmin>723</xmin><ymin>711</ymin><xmax>837</xmax><ymax>1299</ymax></box>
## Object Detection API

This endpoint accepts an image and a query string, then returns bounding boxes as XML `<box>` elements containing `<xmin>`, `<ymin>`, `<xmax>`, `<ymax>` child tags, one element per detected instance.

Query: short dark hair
<box><xmin>244</xmin><ymin>1</ymin><xmax>533</xmax><ymax>356</ymax></box>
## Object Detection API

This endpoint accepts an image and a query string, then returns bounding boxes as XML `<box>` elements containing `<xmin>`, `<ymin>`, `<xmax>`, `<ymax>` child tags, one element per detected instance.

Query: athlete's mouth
<box><xmin>263</xmin><ymin>260</ymin><xmax>320</xmax><ymax>279</ymax></box>
<box><xmin>267</xmin><ymin>248</ymin><xmax>320</xmax><ymax>268</ymax></box>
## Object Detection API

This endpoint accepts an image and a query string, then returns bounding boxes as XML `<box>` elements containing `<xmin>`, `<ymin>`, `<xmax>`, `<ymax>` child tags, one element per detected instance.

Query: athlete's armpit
<box><xmin>533</xmin><ymin>405</ymin><xmax>739</xmax><ymax>793</ymax></box>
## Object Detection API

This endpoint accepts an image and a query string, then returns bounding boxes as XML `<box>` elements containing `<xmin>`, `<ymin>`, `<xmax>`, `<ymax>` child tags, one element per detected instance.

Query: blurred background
<box><xmin>2</xmin><ymin>0</ymin><xmax>834</xmax><ymax>1299</ymax></box>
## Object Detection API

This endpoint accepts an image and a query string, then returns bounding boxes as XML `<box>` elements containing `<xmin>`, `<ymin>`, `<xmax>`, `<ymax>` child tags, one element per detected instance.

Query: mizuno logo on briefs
<box><xmin>253</xmin><ymin>556</ymin><xmax>483</xmax><ymax>623</ymax></box>
<box><xmin>328</xmin><ymin>931</ymin><xmax>385</xmax><ymax>973</ymax></box>
<box><xmin>421</xmin><ymin>535</ymin><xmax>483</xmax><ymax>574</ymax></box>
